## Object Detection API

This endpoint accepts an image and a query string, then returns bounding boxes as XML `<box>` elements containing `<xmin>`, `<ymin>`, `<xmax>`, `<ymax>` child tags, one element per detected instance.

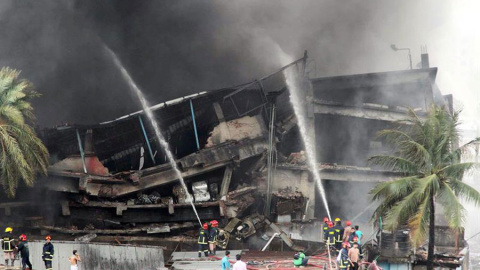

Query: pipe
<box><xmin>138</xmin><ymin>115</ymin><xmax>156</xmax><ymax>165</ymax></box>
<box><xmin>262</xmin><ymin>233</ymin><xmax>279</xmax><ymax>251</ymax></box>
<box><xmin>75</xmin><ymin>129</ymin><xmax>88</xmax><ymax>174</ymax></box>
<box><xmin>189</xmin><ymin>99</ymin><xmax>201</xmax><ymax>151</ymax></box>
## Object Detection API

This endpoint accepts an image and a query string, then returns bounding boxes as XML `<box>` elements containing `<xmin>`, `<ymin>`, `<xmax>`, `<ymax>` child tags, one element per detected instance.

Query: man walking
<box><xmin>69</xmin><ymin>250</ymin><xmax>81</xmax><ymax>270</ymax></box>
<box><xmin>17</xmin><ymin>234</ymin><xmax>32</xmax><ymax>270</ymax></box>
<box><xmin>221</xmin><ymin>250</ymin><xmax>231</xmax><ymax>270</ymax></box>
<box><xmin>42</xmin><ymin>235</ymin><xmax>54</xmax><ymax>270</ymax></box>
<box><xmin>232</xmin><ymin>254</ymin><xmax>247</xmax><ymax>270</ymax></box>
<box><xmin>2</xmin><ymin>227</ymin><xmax>15</xmax><ymax>267</ymax></box>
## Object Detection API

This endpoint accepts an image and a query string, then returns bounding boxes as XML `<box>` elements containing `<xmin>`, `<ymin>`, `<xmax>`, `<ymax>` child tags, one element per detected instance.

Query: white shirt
<box><xmin>232</xmin><ymin>260</ymin><xmax>247</xmax><ymax>270</ymax></box>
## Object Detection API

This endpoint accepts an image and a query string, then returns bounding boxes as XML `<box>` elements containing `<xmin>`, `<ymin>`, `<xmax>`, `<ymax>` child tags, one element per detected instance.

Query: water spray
<box><xmin>282</xmin><ymin>54</ymin><xmax>331</xmax><ymax>220</ymax></box>
<box><xmin>103</xmin><ymin>45</ymin><xmax>203</xmax><ymax>226</ymax></box>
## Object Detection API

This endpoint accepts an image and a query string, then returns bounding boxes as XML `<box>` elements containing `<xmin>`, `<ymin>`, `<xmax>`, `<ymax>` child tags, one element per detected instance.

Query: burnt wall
<box><xmin>315</xmin><ymin>115</ymin><xmax>393</xmax><ymax>167</ymax></box>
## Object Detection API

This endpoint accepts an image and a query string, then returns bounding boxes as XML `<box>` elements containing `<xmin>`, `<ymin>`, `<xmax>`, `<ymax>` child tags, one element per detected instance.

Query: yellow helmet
<box><xmin>5</xmin><ymin>227</ymin><xmax>13</xmax><ymax>233</ymax></box>
<box><xmin>334</xmin><ymin>218</ymin><xmax>341</xmax><ymax>222</ymax></box>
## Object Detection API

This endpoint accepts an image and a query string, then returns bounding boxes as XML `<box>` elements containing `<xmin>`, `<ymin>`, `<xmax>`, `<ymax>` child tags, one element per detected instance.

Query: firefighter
<box><xmin>326</xmin><ymin>221</ymin><xmax>336</xmax><ymax>250</ymax></box>
<box><xmin>17</xmin><ymin>234</ymin><xmax>32</xmax><ymax>270</ymax></box>
<box><xmin>337</xmin><ymin>242</ymin><xmax>351</xmax><ymax>270</ymax></box>
<box><xmin>198</xmin><ymin>223</ymin><xmax>209</xmax><ymax>258</ymax></box>
<box><xmin>2</xmin><ymin>227</ymin><xmax>16</xmax><ymax>267</ymax></box>
<box><xmin>333</xmin><ymin>218</ymin><xmax>344</xmax><ymax>250</ymax></box>
<box><xmin>42</xmin><ymin>235</ymin><xmax>54</xmax><ymax>270</ymax></box>
<box><xmin>208</xmin><ymin>220</ymin><xmax>219</xmax><ymax>255</ymax></box>
<box><xmin>322</xmin><ymin>217</ymin><xmax>329</xmax><ymax>241</ymax></box>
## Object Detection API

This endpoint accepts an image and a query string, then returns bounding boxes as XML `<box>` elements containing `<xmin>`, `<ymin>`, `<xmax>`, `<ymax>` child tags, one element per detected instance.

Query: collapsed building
<box><xmin>0</xmin><ymin>52</ymin><xmax>469</xmax><ymax>269</ymax></box>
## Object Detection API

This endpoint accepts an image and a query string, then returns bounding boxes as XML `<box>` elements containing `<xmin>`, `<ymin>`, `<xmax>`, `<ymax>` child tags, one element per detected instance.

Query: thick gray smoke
<box><xmin>0</xmin><ymin>0</ymin><xmax>473</xmax><ymax>127</ymax></box>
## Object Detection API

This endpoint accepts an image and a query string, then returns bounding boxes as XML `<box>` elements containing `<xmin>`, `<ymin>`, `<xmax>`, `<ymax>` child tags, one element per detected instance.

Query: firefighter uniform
<box><xmin>333</xmin><ymin>223</ymin><xmax>344</xmax><ymax>250</ymax></box>
<box><xmin>42</xmin><ymin>241</ymin><xmax>54</xmax><ymax>270</ymax></box>
<box><xmin>322</xmin><ymin>223</ymin><xmax>329</xmax><ymax>241</ymax></box>
<box><xmin>208</xmin><ymin>227</ymin><xmax>218</xmax><ymax>255</ymax></box>
<box><xmin>326</xmin><ymin>227</ymin><xmax>336</xmax><ymax>247</ymax></box>
<box><xmin>198</xmin><ymin>228</ymin><xmax>209</xmax><ymax>257</ymax></box>
<box><xmin>2</xmin><ymin>233</ymin><xmax>15</xmax><ymax>266</ymax></box>
<box><xmin>338</xmin><ymin>248</ymin><xmax>350</xmax><ymax>270</ymax></box>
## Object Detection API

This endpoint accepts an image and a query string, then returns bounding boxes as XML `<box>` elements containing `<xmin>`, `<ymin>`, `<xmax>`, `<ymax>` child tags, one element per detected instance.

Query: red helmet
<box><xmin>346</xmin><ymin>242</ymin><xmax>351</xmax><ymax>248</ymax></box>
<box><xmin>45</xmin><ymin>235</ymin><xmax>51</xmax><ymax>240</ymax></box>
<box><xmin>327</xmin><ymin>221</ymin><xmax>334</xmax><ymax>228</ymax></box>
<box><xmin>202</xmin><ymin>223</ymin><xmax>208</xmax><ymax>230</ymax></box>
<box><xmin>353</xmin><ymin>236</ymin><xmax>358</xmax><ymax>242</ymax></box>
<box><xmin>346</xmin><ymin>220</ymin><xmax>351</xmax><ymax>226</ymax></box>
<box><xmin>210</xmin><ymin>220</ymin><xmax>219</xmax><ymax>227</ymax></box>
<box><xmin>323</xmin><ymin>217</ymin><xmax>329</xmax><ymax>222</ymax></box>
<box><xmin>19</xmin><ymin>234</ymin><xmax>26</xmax><ymax>241</ymax></box>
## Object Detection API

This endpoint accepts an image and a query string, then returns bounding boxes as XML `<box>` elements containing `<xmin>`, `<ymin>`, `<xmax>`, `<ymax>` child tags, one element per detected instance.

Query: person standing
<box><xmin>348</xmin><ymin>243</ymin><xmax>360</xmax><ymax>270</ymax></box>
<box><xmin>198</xmin><ymin>223</ymin><xmax>209</xmax><ymax>258</ymax></box>
<box><xmin>322</xmin><ymin>217</ymin><xmax>329</xmax><ymax>241</ymax></box>
<box><xmin>2</xmin><ymin>227</ymin><xmax>16</xmax><ymax>267</ymax></box>
<box><xmin>232</xmin><ymin>254</ymin><xmax>247</xmax><ymax>270</ymax></box>
<box><xmin>343</xmin><ymin>220</ymin><xmax>352</xmax><ymax>242</ymax></box>
<box><xmin>42</xmin><ymin>235</ymin><xmax>54</xmax><ymax>270</ymax></box>
<box><xmin>355</xmin><ymin>225</ymin><xmax>364</xmax><ymax>245</ymax></box>
<box><xmin>69</xmin><ymin>250</ymin><xmax>81</xmax><ymax>270</ymax></box>
<box><xmin>326</xmin><ymin>221</ymin><xmax>336</xmax><ymax>250</ymax></box>
<box><xmin>208</xmin><ymin>220</ymin><xmax>219</xmax><ymax>255</ymax></box>
<box><xmin>333</xmin><ymin>218</ymin><xmax>344</xmax><ymax>250</ymax></box>
<box><xmin>221</xmin><ymin>250</ymin><xmax>231</xmax><ymax>270</ymax></box>
<box><xmin>337</xmin><ymin>242</ymin><xmax>350</xmax><ymax>270</ymax></box>
<box><xmin>17</xmin><ymin>234</ymin><xmax>32</xmax><ymax>270</ymax></box>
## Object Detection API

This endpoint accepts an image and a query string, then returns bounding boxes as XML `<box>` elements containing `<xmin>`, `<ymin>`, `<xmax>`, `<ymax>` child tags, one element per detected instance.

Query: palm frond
<box><xmin>408</xmin><ymin>195</ymin><xmax>430</xmax><ymax>247</ymax></box>
<box><xmin>450</xmin><ymin>180</ymin><xmax>480</xmax><ymax>206</ymax></box>
<box><xmin>368</xmin><ymin>155</ymin><xmax>418</xmax><ymax>174</ymax></box>
<box><xmin>439</xmin><ymin>162</ymin><xmax>479</xmax><ymax>180</ymax></box>
<box><xmin>438</xmin><ymin>184</ymin><xmax>465</xmax><ymax>231</ymax></box>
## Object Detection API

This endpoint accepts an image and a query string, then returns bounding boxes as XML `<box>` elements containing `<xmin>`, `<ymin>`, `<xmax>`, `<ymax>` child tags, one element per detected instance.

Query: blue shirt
<box><xmin>355</xmin><ymin>231</ymin><xmax>363</xmax><ymax>244</ymax></box>
<box><xmin>222</xmin><ymin>256</ymin><xmax>231</xmax><ymax>270</ymax></box>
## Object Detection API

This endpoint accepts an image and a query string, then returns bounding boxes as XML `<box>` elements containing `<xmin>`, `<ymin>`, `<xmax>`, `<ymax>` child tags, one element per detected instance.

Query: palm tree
<box><xmin>369</xmin><ymin>106</ymin><xmax>480</xmax><ymax>270</ymax></box>
<box><xmin>0</xmin><ymin>67</ymin><xmax>49</xmax><ymax>197</ymax></box>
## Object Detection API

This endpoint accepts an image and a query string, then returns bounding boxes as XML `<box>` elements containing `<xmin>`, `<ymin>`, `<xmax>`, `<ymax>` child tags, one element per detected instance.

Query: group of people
<box><xmin>198</xmin><ymin>220</ymin><xmax>219</xmax><ymax>257</ymax></box>
<box><xmin>1</xmin><ymin>227</ymin><xmax>81</xmax><ymax>270</ymax></box>
<box><xmin>323</xmin><ymin>217</ymin><xmax>364</xmax><ymax>270</ymax></box>
<box><xmin>220</xmin><ymin>251</ymin><xmax>247</xmax><ymax>270</ymax></box>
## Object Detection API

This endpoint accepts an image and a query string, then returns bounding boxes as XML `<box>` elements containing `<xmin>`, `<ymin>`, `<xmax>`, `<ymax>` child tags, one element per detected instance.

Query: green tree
<box><xmin>369</xmin><ymin>106</ymin><xmax>480</xmax><ymax>270</ymax></box>
<box><xmin>0</xmin><ymin>67</ymin><xmax>49</xmax><ymax>197</ymax></box>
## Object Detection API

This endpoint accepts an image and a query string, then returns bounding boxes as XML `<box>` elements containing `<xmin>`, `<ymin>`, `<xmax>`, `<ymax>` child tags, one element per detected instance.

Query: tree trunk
<box><xmin>427</xmin><ymin>190</ymin><xmax>435</xmax><ymax>270</ymax></box>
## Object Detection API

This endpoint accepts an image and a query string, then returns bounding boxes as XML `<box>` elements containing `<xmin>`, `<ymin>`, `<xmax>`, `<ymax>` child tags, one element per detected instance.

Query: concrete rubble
<box><xmin>0</xmin><ymin>56</ymin><xmax>469</xmax><ymax>269</ymax></box>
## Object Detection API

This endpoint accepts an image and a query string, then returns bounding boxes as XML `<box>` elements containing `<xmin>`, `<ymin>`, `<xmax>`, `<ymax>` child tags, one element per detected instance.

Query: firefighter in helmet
<box><xmin>2</xmin><ymin>227</ymin><xmax>16</xmax><ymax>267</ymax></box>
<box><xmin>322</xmin><ymin>217</ymin><xmax>329</xmax><ymax>241</ymax></box>
<box><xmin>198</xmin><ymin>223</ymin><xmax>209</xmax><ymax>258</ymax></box>
<box><xmin>208</xmin><ymin>220</ymin><xmax>219</xmax><ymax>255</ymax></box>
<box><xmin>333</xmin><ymin>218</ymin><xmax>344</xmax><ymax>250</ymax></box>
<box><xmin>42</xmin><ymin>235</ymin><xmax>54</xmax><ymax>270</ymax></box>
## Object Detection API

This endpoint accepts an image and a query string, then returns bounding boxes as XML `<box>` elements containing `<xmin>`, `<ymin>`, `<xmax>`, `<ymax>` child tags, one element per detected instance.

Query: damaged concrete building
<box><xmin>0</xmin><ymin>53</ymin><xmax>469</xmax><ymax>269</ymax></box>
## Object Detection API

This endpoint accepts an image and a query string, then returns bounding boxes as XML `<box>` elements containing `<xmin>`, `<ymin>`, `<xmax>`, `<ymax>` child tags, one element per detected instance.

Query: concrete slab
<box><xmin>170</xmin><ymin>250</ymin><xmax>242</xmax><ymax>261</ymax></box>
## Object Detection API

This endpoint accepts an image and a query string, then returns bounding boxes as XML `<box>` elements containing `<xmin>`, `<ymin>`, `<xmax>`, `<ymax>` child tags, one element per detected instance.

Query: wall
<box><xmin>272</xmin><ymin>168</ymin><xmax>315</xmax><ymax>220</ymax></box>
<box><xmin>25</xmin><ymin>240</ymin><xmax>164</xmax><ymax>270</ymax></box>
